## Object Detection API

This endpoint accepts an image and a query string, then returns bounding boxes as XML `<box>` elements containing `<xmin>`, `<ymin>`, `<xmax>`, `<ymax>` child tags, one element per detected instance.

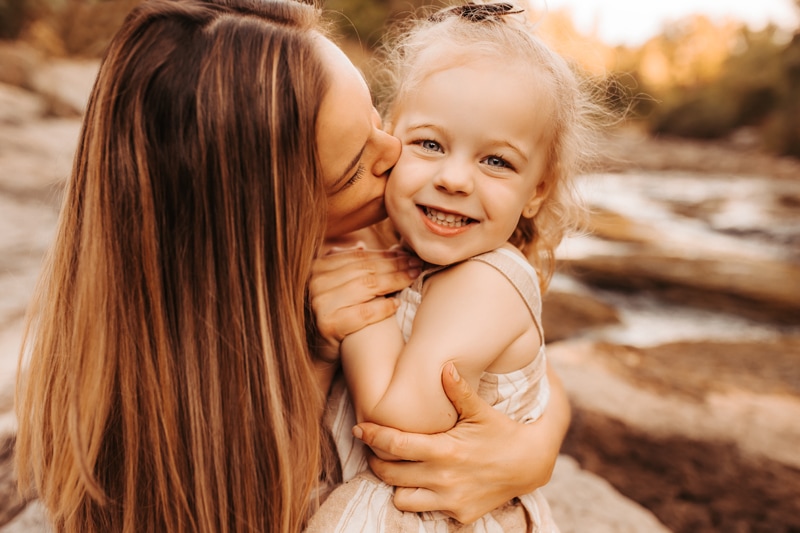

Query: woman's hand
<box><xmin>309</xmin><ymin>230</ymin><xmax>420</xmax><ymax>365</ymax></box>
<box><xmin>353</xmin><ymin>363</ymin><xmax>571</xmax><ymax>524</ymax></box>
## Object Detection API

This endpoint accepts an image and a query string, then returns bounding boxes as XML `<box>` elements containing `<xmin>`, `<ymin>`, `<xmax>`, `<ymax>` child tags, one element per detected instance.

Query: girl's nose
<box><xmin>433</xmin><ymin>159</ymin><xmax>474</xmax><ymax>195</ymax></box>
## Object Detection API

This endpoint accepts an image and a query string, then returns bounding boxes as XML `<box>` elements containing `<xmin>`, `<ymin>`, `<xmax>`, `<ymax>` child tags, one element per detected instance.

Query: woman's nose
<box><xmin>372</xmin><ymin>128</ymin><xmax>401</xmax><ymax>178</ymax></box>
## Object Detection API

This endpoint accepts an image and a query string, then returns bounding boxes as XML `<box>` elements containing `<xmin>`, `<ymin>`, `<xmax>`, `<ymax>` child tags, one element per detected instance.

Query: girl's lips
<box><xmin>418</xmin><ymin>205</ymin><xmax>475</xmax><ymax>236</ymax></box>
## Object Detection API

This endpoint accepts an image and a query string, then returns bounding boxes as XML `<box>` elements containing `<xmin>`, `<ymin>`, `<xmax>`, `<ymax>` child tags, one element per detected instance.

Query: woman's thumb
<box><xmin>441</xmin><ymin>362</ymin><xmax>480</xmax><ymax>419</ymax></box>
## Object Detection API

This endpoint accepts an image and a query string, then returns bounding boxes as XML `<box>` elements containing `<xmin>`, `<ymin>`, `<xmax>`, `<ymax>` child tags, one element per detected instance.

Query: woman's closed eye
<box><xmin>343</xmin><ymin>164</ymin><xmax>366</xmax><ymax>188</ymax></box>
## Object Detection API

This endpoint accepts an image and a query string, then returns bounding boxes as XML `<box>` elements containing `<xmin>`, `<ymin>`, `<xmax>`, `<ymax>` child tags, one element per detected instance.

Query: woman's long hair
<box><xmin>15</xmin><ymin>0</ymin><xmax>329</xmax><ymax>531</ymax></box>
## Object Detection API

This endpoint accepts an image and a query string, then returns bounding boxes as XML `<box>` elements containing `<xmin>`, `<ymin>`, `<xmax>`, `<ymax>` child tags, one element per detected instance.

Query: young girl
<box><xmin>307</xmin><ymin>1</ymin><xmax>597</xmax><ymax>530</ymax></box>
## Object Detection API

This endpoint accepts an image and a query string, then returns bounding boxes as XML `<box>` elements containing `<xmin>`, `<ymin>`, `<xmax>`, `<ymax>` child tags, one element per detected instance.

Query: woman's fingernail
<box><xmin>352</xmin><ymin>426</ymin><xmax>364</xmax><ymax>440</ymax></box>
<box><xmin>449</xmin><ymin>363</ymin><xmax>461</xmax><ymax>382</ymax></box>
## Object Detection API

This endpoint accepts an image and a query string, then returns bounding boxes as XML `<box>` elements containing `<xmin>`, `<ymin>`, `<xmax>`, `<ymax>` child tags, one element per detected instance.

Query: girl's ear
<box><xmin>522</xmin><ymin>179</ymin><xmax>550</xmax><ymax>219</ymax></box>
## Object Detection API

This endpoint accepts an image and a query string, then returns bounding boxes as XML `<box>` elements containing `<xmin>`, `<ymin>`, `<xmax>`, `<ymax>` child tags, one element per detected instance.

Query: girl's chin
<box><xmin>411</xmin><ymin>245</ymin><xmax>469</xmax><ymax>267</ymax></box>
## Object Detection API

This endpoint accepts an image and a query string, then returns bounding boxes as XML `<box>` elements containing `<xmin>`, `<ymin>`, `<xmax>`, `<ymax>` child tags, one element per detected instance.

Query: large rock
<box><xmin>542</xmin><ymin>289</ymin><xmax>621</xmax><ymax>343</ymax></box>
<box><xmin>0</xmin><ymin>43</ymin><xmax>42</xmax><ymax>91</ymax></box>
<box><xmin>0</xmin><ymin>83</ymin><xmax>45</xmax><ymax>125</ymax></box>
<box><xmin>563</xmin><ymin>250</ymin><xmax>800</xmax><ymax>324</ymax></box>
<box><xmin>595</xmin><ymin>126</ymin><xmax>800</xmax><ymax>181</ymax></box>
<box><xmin>557</xmin><ymin>171</ymin><xmax>800</xmax><ymax>324</ymax></box>
<box><xmin>0</xmin><ymin>42</ymin><xmax>98</xmax><ymax>119</ymax></box>
<box><xmin>543</xmin><ymin>455</ymin><xmax>671</xmax><ymax>533</ymax></box>
<box><xmin>29</xmin><ymin>59</ymin><xmax>99</xmax><ymax>118</ymax></box>
<box><xmin>550</xmin><ymin>338</ymin><xmax>800</xmax><ymax>532</ymax></box>
<box><xmin>0</xmin><ymin>500</ymin><xmax>50</xmax><ymax>533</ymax></box>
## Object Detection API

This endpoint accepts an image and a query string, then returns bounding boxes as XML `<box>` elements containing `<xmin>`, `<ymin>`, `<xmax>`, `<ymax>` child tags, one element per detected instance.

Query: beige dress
<box><xmin>307</xmin><ymin>248</ymin><xmax>559</xmax><ymax>532</ymax></box>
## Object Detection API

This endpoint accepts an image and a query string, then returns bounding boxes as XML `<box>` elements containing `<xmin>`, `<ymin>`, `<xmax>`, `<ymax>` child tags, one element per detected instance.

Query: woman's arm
<box><xmin>354</xmin><ymin>361</ymin><xmax>571</xmax><ymax>524</ymax></box>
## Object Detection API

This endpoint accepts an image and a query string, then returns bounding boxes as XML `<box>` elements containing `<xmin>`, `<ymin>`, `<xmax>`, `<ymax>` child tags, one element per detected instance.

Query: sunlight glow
<box><xmin>540</xmin><ymin>0</ymin><xmax>799</xmax><ymax>45</ymax></box>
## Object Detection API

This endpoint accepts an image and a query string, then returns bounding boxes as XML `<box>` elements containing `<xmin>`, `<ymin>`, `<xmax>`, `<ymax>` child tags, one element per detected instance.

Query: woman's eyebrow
<box><xmin>332</xmin><ymin>144</ymin><xmax>366</xmax><ymax>190</ymax></box>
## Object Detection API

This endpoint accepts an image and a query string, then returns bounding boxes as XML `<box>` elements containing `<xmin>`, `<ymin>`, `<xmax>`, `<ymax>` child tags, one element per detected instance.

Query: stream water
<box><xmin>553</xmin><ymin>171</ymin><xmax>800</xmax><ymax>348</ymax></box>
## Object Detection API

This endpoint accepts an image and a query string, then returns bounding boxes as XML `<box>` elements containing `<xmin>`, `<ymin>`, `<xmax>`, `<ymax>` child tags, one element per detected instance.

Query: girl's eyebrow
<box><xmin>332</xmin><ymin>144</ymin><xmax>366</xmax><ymax>191</ymax></box>
<box><xmin>492</xmin><ymin>140</ymin><xmax>528</xmax><ymax>163</ymax></box>
<box><xmin>406</xmin><ymin>123</ymin><xmax>438</xmax><ymax>132</ymax></box>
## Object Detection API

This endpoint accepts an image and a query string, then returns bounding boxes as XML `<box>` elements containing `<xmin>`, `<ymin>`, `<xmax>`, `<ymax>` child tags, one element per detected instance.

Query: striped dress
<box><xmin>307</xmin><ymin>248</ymin><xmax>559</xmax><ymax>533</ymax></box>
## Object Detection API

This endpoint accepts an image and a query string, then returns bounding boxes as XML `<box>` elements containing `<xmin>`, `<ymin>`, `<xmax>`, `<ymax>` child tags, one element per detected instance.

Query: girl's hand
<box><xmin>309</xmin><ymin>240</ymin><xmax>420</xmax><ymax>365</ymax></box>
<box><xmin>353</xmin><ymin>363</ymin><xmax>571</xmax><ymax>524</ymax></box>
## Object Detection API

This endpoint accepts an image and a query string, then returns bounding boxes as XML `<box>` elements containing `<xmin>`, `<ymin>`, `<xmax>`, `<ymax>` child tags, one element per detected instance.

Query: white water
<box><xmin>552</xmin><ymin>171</ymin><xmax>800</xmax><ymax>347</ymax></box>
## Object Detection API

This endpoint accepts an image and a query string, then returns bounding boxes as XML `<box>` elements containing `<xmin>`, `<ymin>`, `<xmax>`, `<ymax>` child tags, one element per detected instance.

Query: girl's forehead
<box><xmin>406</xmin><ymin>50</ymin><xmax>540</xmax><ymax>98</ymax></box>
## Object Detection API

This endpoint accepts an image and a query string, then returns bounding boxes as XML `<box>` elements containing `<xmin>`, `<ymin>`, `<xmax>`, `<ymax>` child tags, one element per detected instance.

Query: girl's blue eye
<box><xmin>420</xmin><ymin>139</ymin><xmax>442</xmax><ymax>152</ymax></box>
<box><xmin>483</xmin><ymin>155</ymin><xmax>511</xmax><ymax>169</ymax></box>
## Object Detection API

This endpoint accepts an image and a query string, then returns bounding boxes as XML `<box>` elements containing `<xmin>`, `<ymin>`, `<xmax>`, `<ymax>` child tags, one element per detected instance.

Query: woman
<box><xmin>15</xmin><ymin>0</ymin><xmax>569</xmax><ymax>531</ymax></box>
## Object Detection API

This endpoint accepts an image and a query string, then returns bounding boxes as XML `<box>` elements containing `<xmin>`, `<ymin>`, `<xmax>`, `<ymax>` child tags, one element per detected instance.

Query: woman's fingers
<box><xmin>311</xmin><ymin>266</ymin><xmax>416</xmax><ymax>313</ymax></box>
<box><xmin>355</xmin><ymin>422</ymin><xmax>443</xmax><ymax>463</ymax></box>
<box><xmin>391</xmin><ymin>487</ymin><xmax>455</xmax><ymax>519</ymax></box>
<box><xmin>392</xmin><ymin>487</ymin><xmax>473</xmax><ymax>523</ymax></box>
<box><xmin>317</xmin><ymin>296</ymin><xmax>401</xmax><ymax>342</ymax></box>
<box><xmin>312</xmin><ymin>248</ymin><xmax>417</xmax><ymax>277</ymax></box>
<box><xmin>310</xmin><ymin>249</ymin><xmax>420</xmax><ymax>342</ymax></box>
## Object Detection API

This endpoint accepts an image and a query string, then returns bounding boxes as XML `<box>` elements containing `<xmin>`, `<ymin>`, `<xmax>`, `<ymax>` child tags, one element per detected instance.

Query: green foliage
<box><xmin>323</xmin><ymin>0</ymin><xmax>453</xmax><ymax>49</ymax></box>
<box><xmin>324</xmin><ymin>0</ymin><xmax>391</xmax><ymax>47</ymax></box>
<box><xmin>636</xmin><ymin>25</ymin><xmax>800</xmax><ymax>157</ymax></box>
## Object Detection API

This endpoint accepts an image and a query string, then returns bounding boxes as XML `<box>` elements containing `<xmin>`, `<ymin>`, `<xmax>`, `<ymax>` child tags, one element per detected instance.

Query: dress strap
<box><xmin>468</xmin><ymin>248</ymin><xmax>544</xmax><ymax>342</ymax></box>
<box><xmin>407</xmin><ymin>262</ymin><xmax>448</xmax><ymax>293</ymax></box>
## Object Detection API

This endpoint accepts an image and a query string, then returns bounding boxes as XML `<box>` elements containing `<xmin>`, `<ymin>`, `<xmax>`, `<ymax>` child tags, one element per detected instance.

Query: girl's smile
<box><xmin>419</xmin><ymin>205</ymin><xmax>476</xmax><ymax>233</ymax></box>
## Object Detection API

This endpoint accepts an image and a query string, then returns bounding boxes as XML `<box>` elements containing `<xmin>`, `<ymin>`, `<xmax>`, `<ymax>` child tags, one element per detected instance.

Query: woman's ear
<box><xmin>522</xmin><ymin>179</ymin><xmax>550</xmax><ymax>219</ymax></box>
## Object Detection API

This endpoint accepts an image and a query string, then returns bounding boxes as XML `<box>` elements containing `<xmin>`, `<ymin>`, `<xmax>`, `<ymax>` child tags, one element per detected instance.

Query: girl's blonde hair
<box><xmin>16</xmin><ymin>0</ymin><xmax>331</xmax><ymax>531</ymax></box>
<box><xmin>375</xmin><ymin>0</ymin><xmax>601</xmax><ymax>289</ymax></box>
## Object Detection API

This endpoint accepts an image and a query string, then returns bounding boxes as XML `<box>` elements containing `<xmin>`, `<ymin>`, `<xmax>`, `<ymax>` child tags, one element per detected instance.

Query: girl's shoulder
<box><xmin>426</xmin><ymin>245</ymin><xmax>538</xmax><ymax>296</ymax></box>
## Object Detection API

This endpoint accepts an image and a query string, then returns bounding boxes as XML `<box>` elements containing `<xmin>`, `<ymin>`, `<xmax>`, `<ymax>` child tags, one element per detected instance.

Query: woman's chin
<box><xmin>326</xmin><ymin>204</ymin><xmax>387</xmax><ymax>238</ymax></box>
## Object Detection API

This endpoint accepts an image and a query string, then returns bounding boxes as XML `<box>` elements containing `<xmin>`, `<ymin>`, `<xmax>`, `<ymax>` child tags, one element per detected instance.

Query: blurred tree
<box><xmin>615</xmin><ymin>12</ymin><xmax>800</xmax><ymax>158</ymax></box>
<box><xmin>0</xmin><ymin>0</ymin><xmax>43</xmax><ymax>39</ymax></box>
<box><xmin>323</xmin><ymin>0</ymin><xmax>451</xmax><ymax>48</ymax></box>
<box><xmin>324</xmin><ymin>0</ymin><xmax>390</xmax><ymax>47</ymax></box>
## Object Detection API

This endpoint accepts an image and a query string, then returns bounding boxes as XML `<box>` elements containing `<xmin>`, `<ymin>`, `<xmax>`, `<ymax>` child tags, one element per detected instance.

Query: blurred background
<box><xmin>0</xmin><ymin>0</ymin><xmax>798</xmax><ymax>532</ymax></box>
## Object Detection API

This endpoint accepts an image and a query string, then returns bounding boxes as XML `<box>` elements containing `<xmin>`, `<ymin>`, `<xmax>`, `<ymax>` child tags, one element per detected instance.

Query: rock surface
<box><xmin>552</xmin><ymin>339</ymin><xmax>800</xmax><ymax>532</ymax></box>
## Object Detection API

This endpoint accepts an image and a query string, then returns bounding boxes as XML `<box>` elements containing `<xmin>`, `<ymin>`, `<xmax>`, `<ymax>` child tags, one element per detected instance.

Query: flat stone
<box><xmin>543</xmin><ymin>455</ymin><xmax>671</xmax><ymax>533</ymax></box>
<box><xmin>549</xmin><ymin>339</ymin><xmax>800</xmax><ymax>469</ymax></box>
<box><xmin>0</xmin><ymin>84</ymin><xmax>45</xmax><ymax>125</ymax></box>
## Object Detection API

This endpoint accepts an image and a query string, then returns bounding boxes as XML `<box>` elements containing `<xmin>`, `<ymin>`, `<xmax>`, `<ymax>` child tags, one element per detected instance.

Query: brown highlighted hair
<box><xmin>16</xmin><ymin>0</ymin><xmax>329</xmax><ymax>531</ymax></box>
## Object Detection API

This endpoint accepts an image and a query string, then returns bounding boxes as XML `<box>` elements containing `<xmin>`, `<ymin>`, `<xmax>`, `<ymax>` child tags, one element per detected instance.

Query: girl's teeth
<box><xmin>425</xmin><ymin>207</ymin><xmax>470</xmax><ymax>228</ymax></box>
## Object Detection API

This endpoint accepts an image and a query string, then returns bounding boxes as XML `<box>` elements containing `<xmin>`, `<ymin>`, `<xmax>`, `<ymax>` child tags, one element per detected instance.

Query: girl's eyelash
<box><xmin>344</xmin><ymin>164</ymin><xmax>366</xmax><ymax>188</ymax></box>
<box><xmin>483</xmin><ymin>154</ymin><xmax>515</xmax><ymax>170</ymax></box>
<box><xmin>412</xmin><ymin>138</ymin><xmax>441</xmax><ymax>152</ymax></box>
